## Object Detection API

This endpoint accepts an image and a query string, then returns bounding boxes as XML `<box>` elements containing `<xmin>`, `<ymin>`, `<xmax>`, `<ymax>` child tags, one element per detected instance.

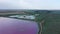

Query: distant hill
<box><xmin>48</xmin><ymin>10</ymin><xmax>60</xmax><ymax>14</ymax></box>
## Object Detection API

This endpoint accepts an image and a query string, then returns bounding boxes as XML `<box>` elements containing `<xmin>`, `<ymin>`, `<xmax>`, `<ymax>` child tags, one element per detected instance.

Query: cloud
<box><xmin>0</xmin><ymin>0</ymin><xmax>60</xmax><ymax>9</ymax></box>
<box><xmin>0</xmin><ymin>0</ymin><xmax>41</xmax><ymax>9</ymax></box>
<box><xmin>0</xmin><ymin>0</ymin><xmax>21</xmax><ymax>9</ymax></box>
<box><xmin>19</xmin><ymin>0</ymin><xmax>37</xmax><ymax>9</ymax></box>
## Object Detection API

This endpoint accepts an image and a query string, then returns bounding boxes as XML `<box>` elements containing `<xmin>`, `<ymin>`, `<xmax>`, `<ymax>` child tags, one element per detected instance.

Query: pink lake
<box><xmin>0</xmin><ymin>17</ymin><xmax>39</xmax><ymax>34</ymax></box>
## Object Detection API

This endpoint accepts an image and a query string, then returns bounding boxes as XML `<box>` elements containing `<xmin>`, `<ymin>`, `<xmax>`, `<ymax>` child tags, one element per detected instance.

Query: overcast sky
<box><xmin>0</xmin><ymin>0</ymin><xmax>60</xmax><ymax>10</ymax></box>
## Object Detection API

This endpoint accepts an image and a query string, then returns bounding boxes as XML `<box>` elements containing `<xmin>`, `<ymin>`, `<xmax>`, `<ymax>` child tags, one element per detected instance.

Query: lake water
<box><xmin>0</xmin><ymin>17</ymin><xmax>39</xmax><ymax>34</ymax></box>
<box><xmin>9</xmin><ymin>15</ymin><xmax>35</xmax><ymax>20</ymax></box>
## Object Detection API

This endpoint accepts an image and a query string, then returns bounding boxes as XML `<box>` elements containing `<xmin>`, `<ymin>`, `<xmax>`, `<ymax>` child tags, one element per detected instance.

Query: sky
<box><xmin>0</xmin><ymin>0</ymin><xmax>60</xmax><ymax>10</ymax></box>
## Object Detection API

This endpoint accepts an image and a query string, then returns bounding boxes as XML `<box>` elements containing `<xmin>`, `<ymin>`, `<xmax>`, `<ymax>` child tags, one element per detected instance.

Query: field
<box><xmin>42</xmin><ymin>14</ymin><xmax>60</xmax><ymax>34</ymax></box>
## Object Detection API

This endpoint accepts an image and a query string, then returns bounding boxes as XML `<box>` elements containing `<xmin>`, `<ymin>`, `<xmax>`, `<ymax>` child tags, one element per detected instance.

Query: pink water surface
<box><xmin>0</xmin><ymin>17</ymin><xmax>39</xmax><ymax>34</ymax></box>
